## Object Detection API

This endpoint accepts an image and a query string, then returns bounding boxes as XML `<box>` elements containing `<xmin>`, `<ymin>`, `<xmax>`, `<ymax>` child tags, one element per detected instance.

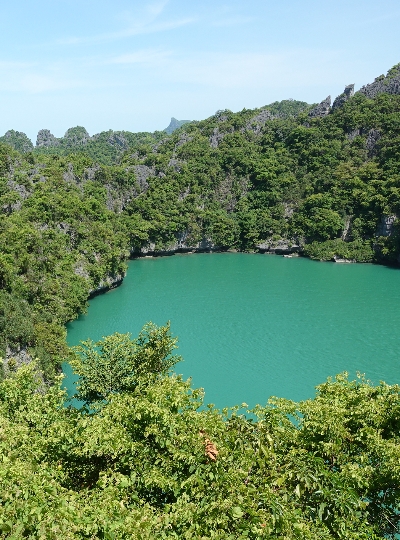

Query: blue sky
<box><xmin>0</xmin><ymin>0</ymin><xmax>399</xmax><ymax>142</ymax></box>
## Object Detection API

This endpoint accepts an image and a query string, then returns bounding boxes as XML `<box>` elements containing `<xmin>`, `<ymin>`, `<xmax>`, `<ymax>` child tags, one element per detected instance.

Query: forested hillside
<box><xmin>0</xmin><ymin>127</ymin><xmax>165</xmax><ymax>166</ymax></box>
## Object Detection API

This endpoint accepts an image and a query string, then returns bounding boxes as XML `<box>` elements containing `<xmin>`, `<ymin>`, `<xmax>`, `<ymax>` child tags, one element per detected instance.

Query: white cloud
<box><xmin>0</xmin><ymin>61</ymin><xmax>88</xmax><ymax>94</ymax></box>
<box><xmin>211</xmin><ymin>16</ymin><xmax>255</xmax><ymax>27</ymax></box>
<box><xmin>0</xmin><ymin>47</ymin><xmax>352</xmax><ymax>98</ymax></box>
<box><xmin>111</xmin><ymin>49</ymin><xmax>172</xmax><ymax>65</ymax></box>
<box><xmin>57</xmin><ymin>17</ymin><xmax>194</xmax><ymax>45</ymax></box>
<box><xmin>20</xmin><ymin>74</ymin><xmax>70</xmax><ymax>93</ymax></box>
<box><xmin>144</xmin><ymin>49</ymin><xmax>347</xmax><ymax>91</ymax></box>
<box><xmin>0</xmin><ymin>60</ymin><xmax>34</xmax><ymax>69</ymax></box>
<box><xmin>57</xmin><ymin>0</ymin><xmax>193</xmax><ymax>47</ymax></box>
<box><xmin>146</xmin><ymin>0</ymin><xmax>170</xmax><ymax>18</ymax></box>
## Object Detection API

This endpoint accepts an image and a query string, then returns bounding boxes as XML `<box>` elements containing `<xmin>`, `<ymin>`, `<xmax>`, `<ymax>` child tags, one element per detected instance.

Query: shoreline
<box><xmin>89</xmin><ymin>241</ymin><xmax>400</xmax><ymax>299</ymax></box>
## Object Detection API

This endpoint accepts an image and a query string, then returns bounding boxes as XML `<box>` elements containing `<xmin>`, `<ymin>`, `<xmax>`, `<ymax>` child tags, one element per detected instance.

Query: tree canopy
<box><xmin>0</xmin><ymin>325</ymin><xmax>399</xmax><ymax>538</ymax></box>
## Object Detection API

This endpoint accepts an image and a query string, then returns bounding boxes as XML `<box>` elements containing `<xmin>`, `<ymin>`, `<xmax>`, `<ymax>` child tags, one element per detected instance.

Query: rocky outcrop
<box><xmin>36</xmin><ymin>129</ymin><xmax>60</xmax><ymax>147</ymax></box>
<box><xmin>168</xmin><ymin>158</ymin><xmax>185</xmax><ymax>172</ymax></box>
<box><xmin>174</xmin><ymin>133</ymin><xmax>192</xmax><ymax>148</ymax></box>
<box><xmin>346</xmin><ymin>128</ymin><xmax>361</xmax><ymax>141</ymax></box>
<box><xmin>89</xmin><ymin>274</ymin><xmax>124</xmax><ymax>297</ymax></box>
<box><xmin>256</xmin><ymin>239</ymin><xmax>302</xmax><ymax>255</ymax></box>
<box><xmin>358</xmin><ymin>64</ymin><xmax>400</xmax><ymax>99</ymax></box>
<box><xmin>63</xmin><ymin>126</ymin><xmax>91</xmax><ymax>147</ymax></box>
<box><xmin>83</xmin><ymin>166</ymin><xmax>101</xmax><ymax>181</ymax></box>
<box><xmin>74</xmin><ymin>263</ymin><xmax>90</xmax><ymax>280</ymax></box>
<box><xmin>2</xmin><ymin>346</ymin><xmax>33</xmax><ymax>378</ymax></box>
<box><xmin>131</xmin><ymin>234</ymin><xmax>219</xmax><ymax>257</ymax></box>
<box><xmin>133</xmin><ymin>165</ymin><xmax>155</xmax><ymax>192</ymax></box>
<box><xmin>366</xmin><ymin>129</ymin><xmax>381</xmax><ymax>156</ymax></box>
<box><xmin>341</xmin><ymin>216</ymin><xmax>352</xmax><ymax>241</ymax></box>
<box><xmin>210</xmin><ymin>127</ymin><xmax>224</xmax><ymax>148</ymax></box>
<box><xmin>0</xmin><ymin>130</ymin><xmax>34</xmax><ymax>153</ymax></box>
<box><xmin>246</xmin><ymin>109</ymin><xmax>275</xmax><ymax>134</ymax></box>
<box><xmin>345</xmin><ymin>127</ymin><xmax>381</xmax><ymax>155</ymax></box>
<box><xmin>63</xmin><ymin>163</ymin><xmax>79</xmax><ymax>183</ymax></box>
<box><xmin>332</xmin><ymin>84</ymin><xmax>355</xmax><ymax>111</ymax></box>
<box><xmin>376</xmin><ymin>215</ymin><xmax>397</xmax><ymax>237</ymax></box>
<box><xmin>308</xmin><ymin>96</ymin><xmax>331</xmax><ymax>118</ymax></box>
<box><xmin>107</xmin><ymin>132</ymin><xmax>129</xmax><ymax>150</ymax></box>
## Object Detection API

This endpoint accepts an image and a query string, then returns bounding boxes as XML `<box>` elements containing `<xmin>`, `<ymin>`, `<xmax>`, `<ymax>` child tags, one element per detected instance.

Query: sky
<box><xmin>0</xmin><ymin>0</ymin><xmax>399</xmax><ymax>143</ymax></box>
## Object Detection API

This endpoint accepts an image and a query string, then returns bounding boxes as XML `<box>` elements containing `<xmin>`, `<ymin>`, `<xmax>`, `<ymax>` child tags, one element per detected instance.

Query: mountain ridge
<box><xmin>1</xmin><ymin>62</ymin><xmax>399</xmax><ymax>164</ymax></box>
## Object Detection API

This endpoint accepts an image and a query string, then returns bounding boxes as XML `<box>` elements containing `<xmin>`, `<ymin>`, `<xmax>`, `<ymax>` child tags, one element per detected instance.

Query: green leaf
<box><xmin>231</xmin><ymin>506</ymin><xmax>244</xmax><ymax>519</ymax></box>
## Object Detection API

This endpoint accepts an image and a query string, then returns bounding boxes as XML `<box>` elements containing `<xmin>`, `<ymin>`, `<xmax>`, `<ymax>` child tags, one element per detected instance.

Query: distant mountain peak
<box><xmin>164</xmin><ymin>118</ymin><xmax>192</xmax><ymax>135</ymax></box>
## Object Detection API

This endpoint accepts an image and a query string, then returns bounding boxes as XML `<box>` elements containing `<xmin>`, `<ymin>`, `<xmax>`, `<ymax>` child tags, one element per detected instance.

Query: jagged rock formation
<box><xmin>174</xmin><ymin>132</ymin><xmax>192</xmax><ymax>148</ymax></box>
<box><xmin>36</xmin><ymin>129</ymin><xmax>60</xmax><ymax>147</ymax></box>
<box><xmin>346</xmin><ymin>128</ymin><xmax>362</xmax><ymax>141</ymax></box>
<box><xmin>332</xmin><ymin>84</ymin><xmax>355</xmax><ymax>111</ymax></box>
<box><xmin>366</xmin><ymin>128</ymin><xmax>381</xmax><ymax>157</ymax></box>
<box><xmin>358</xmin><ymin>63</ymin><xmax>400</xmax><ymax>98</ymax></box>
<box><xmin>246</xmin><ymin>109</ymin><xmax>275</xmax><ymax>134</ymax></box>
<box><xmin>133</xmin><ymin>165</ymin><xmax>154</xmax><ymax>192</ymax></box>
<box><xmin>345</xmin><ymin>127</ymin><xmax>382</xmax><ymax>155</ymax></box>
<box><xmin>106</xmin><ymin>132</ymin><xmax>129</xmax><ymax>150</ymax></box>
<box><xmin>308</xmin><ymin>96</ymin><xmax>331</xmax><ymax>118</ymax></box>
<box><xmin>3</xmin><ymin>346</ymin><xmax>36</xmax><ymax>380</ymax></box>
<box><xmin>210</xmin><ymin>127</ymin><xmax>224</xmax><ymax>148</ymax></box>
<box><xmin>164</xmin><ymin>118</ymin><xmax>192</xmax><ymax>135</ymax></box>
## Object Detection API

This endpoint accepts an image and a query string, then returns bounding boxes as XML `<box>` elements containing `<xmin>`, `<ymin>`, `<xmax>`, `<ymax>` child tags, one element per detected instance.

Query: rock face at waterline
<box><xmin>131</xmin><ymin>234</ymin><xmax>219</xmax><ymax>256</ymax></box>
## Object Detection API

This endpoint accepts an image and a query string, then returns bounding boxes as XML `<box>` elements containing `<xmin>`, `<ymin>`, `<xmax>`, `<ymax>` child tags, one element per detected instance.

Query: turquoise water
<box><xmin>65</xmin><ymin>253</ymin><xmax>400</xmax><ymax>408</ymax></box>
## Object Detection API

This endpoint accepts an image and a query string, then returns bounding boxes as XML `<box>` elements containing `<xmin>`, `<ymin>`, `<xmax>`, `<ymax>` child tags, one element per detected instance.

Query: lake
<box><xmin>65</xmin><ymin>253</ymin><xmax>400</xmax><ymax>408</ymax></box>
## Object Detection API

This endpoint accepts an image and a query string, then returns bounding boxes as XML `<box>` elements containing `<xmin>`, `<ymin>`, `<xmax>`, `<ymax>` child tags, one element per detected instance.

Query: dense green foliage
<box><xmin>0</xmin><ymin>326</ymin><xmax>399</xmax><ymax>538</ymax></box>
<box><xmin>34</xmin><ymin>128</ymin><xmax>166</xmax><ymax>166</ymax></box>
<box><xmin>0</xmin><ymin>130</ymin><xmax>33</xmax><ymax>153</ymax></box>
<box><xmin>70</xmin><ymin>323</ymin><xmax>180</xmax><ymax>403</ymax></box>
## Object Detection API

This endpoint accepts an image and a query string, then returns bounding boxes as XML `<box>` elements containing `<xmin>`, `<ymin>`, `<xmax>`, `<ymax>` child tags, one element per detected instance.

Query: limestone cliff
<box><xmin>308</xmin><ymin>96</ymin><xmax>331</xmax><ymax>118</ymax></box>
<box><xmin>332</xmin><ymin>84</ymin><xmax>355</xmax><ymax>111</ymax></box>
<box><xmin>36</xmin><ymin>129</ymin><xmax>60</xmax><ymax>147</ymax></box>
<box><xmin>357</xmin><ymin>63</ymin><xmax>400</xmax><ymax>99</ymax></box>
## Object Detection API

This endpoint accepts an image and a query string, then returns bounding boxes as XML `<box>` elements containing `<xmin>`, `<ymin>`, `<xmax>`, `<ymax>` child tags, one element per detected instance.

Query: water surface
<box><xmin>65</xmin><ymin>254</ymin><xmax>400</xmax><ymax>408</ymax></box>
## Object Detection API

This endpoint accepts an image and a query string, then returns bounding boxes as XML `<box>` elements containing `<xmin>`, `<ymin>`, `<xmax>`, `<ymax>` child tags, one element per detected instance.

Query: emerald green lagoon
<box><xmin>65</xmin><ymin>253</ymin><xmax>400</xmax><ymax>408</ymax></box>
